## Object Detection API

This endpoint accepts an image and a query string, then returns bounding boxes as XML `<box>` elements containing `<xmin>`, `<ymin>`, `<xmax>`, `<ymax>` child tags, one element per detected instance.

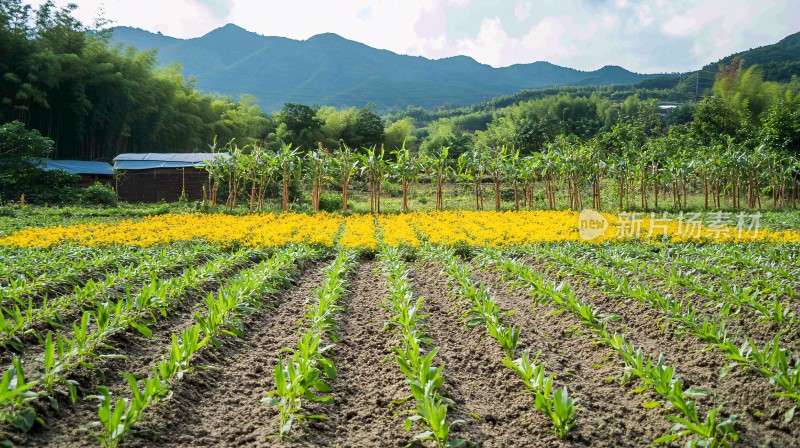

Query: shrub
<box><xmin>82</xmin><ymin>183</ymin><xmax>118</xmax><ymax>206</ymax></box>
<box><xmin>12</xmin><ymin>170</ymin><xmax>82</xmax><ymax>204</ymax></box>
<box><xmin>382</xmin><ymin>181</ymin><xmax>402</xmax><ymax>197</ymax></box>
<box><xmin>319</xmin><ymin>193</ymin><xmax>343</xmax><ymax>212</ymax></box>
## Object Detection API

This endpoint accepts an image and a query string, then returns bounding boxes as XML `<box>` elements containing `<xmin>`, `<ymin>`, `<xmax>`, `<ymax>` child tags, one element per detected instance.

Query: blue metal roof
<box><xmin>41</xmin><ymin>159</ymin><xmax>114</xmax><ymax>175</ymax></box>
<box><xmin>112</xmin><ymin>153</ymin><xmax>229</xmax><ymax>171</ymax></box>
<box><xmin>113</xmin><ymin>160</ymin><xmax>207</xmax><ymax>170</ymax></box>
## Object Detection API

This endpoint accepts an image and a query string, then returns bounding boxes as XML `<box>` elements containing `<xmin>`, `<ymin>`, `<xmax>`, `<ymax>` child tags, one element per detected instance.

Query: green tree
<box><xmin>277</xmin><ymin>103</ymin><xmax>323</xmax><ymax>151</ymax></box>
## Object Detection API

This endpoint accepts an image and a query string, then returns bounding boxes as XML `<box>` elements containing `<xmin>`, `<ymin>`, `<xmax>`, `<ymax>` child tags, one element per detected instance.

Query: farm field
<box><xmin>0</xmin><ymin>211</ymin><xmax>799</xmax><ymax>447</ymax></box>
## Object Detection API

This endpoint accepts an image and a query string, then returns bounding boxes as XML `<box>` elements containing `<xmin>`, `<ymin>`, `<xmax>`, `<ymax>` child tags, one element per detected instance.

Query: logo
<box><xmin>578</xmin><ymin>209</ymin><xmax>608</xmax><ymax>241</ymax></box>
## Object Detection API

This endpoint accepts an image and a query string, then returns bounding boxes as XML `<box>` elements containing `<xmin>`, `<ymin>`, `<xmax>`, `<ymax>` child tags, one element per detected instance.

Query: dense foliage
<box><xmin>3</xmin><ymin>1</ymin><xmax>800</xmax><ymax>212</ymax></box>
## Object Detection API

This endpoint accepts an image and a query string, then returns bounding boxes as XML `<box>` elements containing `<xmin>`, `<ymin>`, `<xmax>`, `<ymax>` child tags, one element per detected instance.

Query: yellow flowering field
<box><xmin>1</xmin><ymin>210</ymin><xmax>798</xmax><ymax>249</ymax></box>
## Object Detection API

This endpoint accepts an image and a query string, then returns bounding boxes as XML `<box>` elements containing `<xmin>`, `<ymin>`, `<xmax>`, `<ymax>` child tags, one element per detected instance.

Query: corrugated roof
<box><xmin>114</xmin><ymin>161</ymin><xmax>208</xmax><ymax>170</ymax></box>
<box><xmin>113</xmin><ymin>153</ymin><xmax>229</xmax><ymax>163</ymax></box>
<box><xmin>112</xmin><ymin>153</ymin><xmax>230</xmax><ymax>171</ymax></box>
<box><xmin>41</xmin><ymin>159</ymin><xmax>114</xmax><ymax>175</ymax></box>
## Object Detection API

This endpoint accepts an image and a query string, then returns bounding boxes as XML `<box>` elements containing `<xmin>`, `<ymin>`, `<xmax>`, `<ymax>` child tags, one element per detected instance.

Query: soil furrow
<box><xmin>454</xmin><ymin>261</ymin><xmax>672</xmax><ymax>447</ymax></box>
<box><xmin>275</xmin><ymin>261</ymin><xmax>411</xmax><ymax>448</ymax></box>
<box><xmin>121</xmin><ymin>261</ymin><xmax>326</xmax><ymax>448</ymax></box>
<box><xmin>408</xmin><ymin>260</ymin><xmax>551</xmax><ymax>448</ymax></box>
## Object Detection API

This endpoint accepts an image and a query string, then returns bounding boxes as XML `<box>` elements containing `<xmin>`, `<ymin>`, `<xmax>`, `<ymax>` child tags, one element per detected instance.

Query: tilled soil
<box><xmin>408</xmin><ymin>261</ymin><xmax>545</xmax><ymax>448</ymax></box>
<box><xmin>478</xmin><ymin>257</ymin><xmax>800</xmax><ymax>448</ymax></box>
<box><xmin>270</xmin><ymin>261</ymin><xmax>412</xmax><ymax>448</ymax></box>
<box><xmin>7</xmin><ymin>253</ymin><xmax>799</xmax><ymax>448</ymax></box>
<box><xmin>462</xmin><ymin>262</ymin><xmax>673</xmax><ymax>447</ymax></box>
<box><xmin>123</xmin><ymin>261</ymin><xmax>327</xmax><ymax>448</ymax></box>
<box><xmin>544</xmin><ymin>262</ymin><xmax>800</xmax><ymax>447</ymax></box>
<box><xmin>1</xmin><ymin>255</ymin><xmax>263</xmax><ymax>447</ymax></box>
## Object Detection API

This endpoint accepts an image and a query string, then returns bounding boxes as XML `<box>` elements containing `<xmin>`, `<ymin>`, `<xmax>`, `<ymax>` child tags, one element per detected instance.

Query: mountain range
<box><xmin>110</xmin><ymin>24</ymin><xmax>660</xmax><ymax>112</ymax></box>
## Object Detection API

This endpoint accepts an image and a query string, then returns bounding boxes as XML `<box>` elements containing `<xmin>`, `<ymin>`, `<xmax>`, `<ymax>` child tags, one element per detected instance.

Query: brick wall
<box><xmin>115</xmin><ymin>168</ymin><xmax>209</xmax><ymax>203</ymax></box>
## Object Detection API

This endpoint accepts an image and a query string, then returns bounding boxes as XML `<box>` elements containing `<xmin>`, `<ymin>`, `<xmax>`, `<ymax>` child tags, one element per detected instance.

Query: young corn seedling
<box><xmin>533</xmin><ymin>377</ymin><xmax>577</xmax><ymax>440</ymax></box>
<box><xmin>266</xmin><ymin>249</ymin><xmax>356</xmax><ymax>438</ymax></box>
<box><xmin>405</xmin><ymin>394</ymin><xmax>465</xmax><ymax>448</ymax></box>
<box><xmin>504</xmin><ymin>351</ymin><xmax>576</xmax><ymax>439</ymax></box>
<box><xmin>0</xmin><ymin>358</ymin><xmax>40</xmax><ymax>432</ymax></box>
<box><xmin>92</xmin><ymin>387</ymin><xmax>135</xmax><ymax>448</ymax></box>
<box><xmin>750</xmin><ymin>296</ymin><xmax>795</xmax><ymax>326</ymax></box>
<box><xmin>656</xmin><ymin>398</ymin><xmax>739</xmax><ymax>447</ymax></box>
<box><xmin>502</xmin><ymin>350</ymin><xmax>547</xmax><ymax>393</ymax></box>
<box><xmin>266</xmin><ymin>354</ymin><xmax>331</xmax><ymax>438</ymax></box>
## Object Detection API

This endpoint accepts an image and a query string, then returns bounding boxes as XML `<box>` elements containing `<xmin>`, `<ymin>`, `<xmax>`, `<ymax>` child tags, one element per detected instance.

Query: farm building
<box><xmin>113</xmin><ymin>153</ymin><xmax>228</xmax><ymax>203</ymax></box>
<box><xmin>40</xmin><ymin>159</ymin><xmax>114</xmax><ymax>187</ymax></box>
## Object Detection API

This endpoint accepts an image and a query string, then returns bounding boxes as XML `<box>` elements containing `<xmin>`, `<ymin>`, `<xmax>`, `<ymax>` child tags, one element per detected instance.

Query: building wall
<box><xmin>78</xmin><ymin>174</ymin><xmax>114</xmax><ymax>188</ymax></box>
<box><xmin>115</xmin><ymin>168</ymin><xmax>209</xmax><ymax>203</ymax></box>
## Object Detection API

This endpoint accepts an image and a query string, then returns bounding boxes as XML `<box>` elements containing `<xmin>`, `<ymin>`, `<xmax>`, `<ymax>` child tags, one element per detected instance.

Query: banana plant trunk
<box><xmin>402</xmin><ymin>180</ymin><xmax>409</xmax><ymax>212</ymax></box>
<box><xmin>494</xmin><ymin>176</ymin><xmax>501</xmax><ymax>211</ymax></box>
<box><xmin>281</xmin><ymin>163</ymin><xmax>289</xmax><ymax>211</ymax></box>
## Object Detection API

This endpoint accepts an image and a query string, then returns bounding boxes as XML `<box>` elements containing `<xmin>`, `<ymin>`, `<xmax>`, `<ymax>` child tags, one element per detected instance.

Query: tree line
<box><xmin>2</xmin><ymin>1</ymin><xmax>800</xmax><ymax>212</ymax></box>
<box><xmin>0</xmin><ymin>1</ymin><xmax>413</xmax><ymax>160</ymax></box>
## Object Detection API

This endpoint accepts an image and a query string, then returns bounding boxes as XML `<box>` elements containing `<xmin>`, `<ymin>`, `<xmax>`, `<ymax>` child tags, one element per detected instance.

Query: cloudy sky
<box><xmin>28</xmin><ymin>0</ymin><xmax>800</xmax><ymax>73</ymax></box>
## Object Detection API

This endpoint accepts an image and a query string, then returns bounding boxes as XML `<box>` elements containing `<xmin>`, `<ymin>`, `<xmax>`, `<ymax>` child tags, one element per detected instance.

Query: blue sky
<box><xmin>29</xmin><ymin>0</ymin><xmax>800</xmax><ymax>73</ymax></box>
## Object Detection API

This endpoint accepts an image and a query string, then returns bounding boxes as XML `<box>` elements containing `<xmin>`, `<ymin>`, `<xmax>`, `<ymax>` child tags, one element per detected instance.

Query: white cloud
<box><xmin>25</xmin><ymin>0</ymin><xmax>800</xmax><ymax>73</ymax></box>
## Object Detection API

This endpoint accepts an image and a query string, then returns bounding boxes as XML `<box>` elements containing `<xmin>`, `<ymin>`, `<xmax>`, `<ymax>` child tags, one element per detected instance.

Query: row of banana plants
<box><xmin>0</xmin><ymin>247</ymin><xmax>258</xmax><ymax>434</ymax></box>
<box><xmin>527</xmin><ymin>244</ymin><xmax>800</xmax><ymax>421</ymax></box>
<box><xmin>0</xmin><ymin>243</ymin><xmax>216</xmax><ymax>351</ymax></box>
<box><xmin>544</xmin><ymin>243</ymin><xmax>796</xmax><ymax>327</ymax></box>
<box><xmin>267</xmin><ymin>249</ymin><xmax>357</xmax><ymax>438</ymax></box>
<box><xmin>89</xmin><ymin>245</ymin><xmax>317</xmax><ymax>448</ymax></box>
<box><xmin>379</xmin><ymin>246</ymin><xmax>465</xmax><ymax>448</ymax></box>
<box><xmin>0</xmin><ymin>246</ymin><xmax>151</xmax><ymax>306</ymax></box>
<box><xmin>421</xmin><ymin>244</ymin><xmax>576</xmax><ymax>439</ymax></box>
<box><xmin>478</xmin><ymin>250</ymin><xmax>739</xmax><ymax>447</ymax></box>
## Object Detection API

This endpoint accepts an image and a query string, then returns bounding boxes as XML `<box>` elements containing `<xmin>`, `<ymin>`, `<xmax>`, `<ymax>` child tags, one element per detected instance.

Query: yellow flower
<box><xmin>1</xmin><ymin>210</ymin><xmax>797</xmax><ymax>249</ymax></box>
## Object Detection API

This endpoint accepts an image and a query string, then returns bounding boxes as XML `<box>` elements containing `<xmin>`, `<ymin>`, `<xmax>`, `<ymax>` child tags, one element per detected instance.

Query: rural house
<box><xmin>113</xmin><ymin>153</ymin><xmax>228</xmax><ymax>203</ymax></box>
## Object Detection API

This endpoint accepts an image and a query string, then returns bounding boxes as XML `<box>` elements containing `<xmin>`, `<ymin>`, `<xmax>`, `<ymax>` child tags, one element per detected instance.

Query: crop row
<box><xmin>379</xmin><ymin>246</ymin><xmax>463</xmax><ymax>447</ymax></box>
<box><xmin>267</xmin><ymin>249</ymin><xmax>357</xmax><ymax>438</ymax></box>
<box><xmin>478</xmin><ymin>249</ymin><xmax>739</xmax><ymax>446</ymax></box>
<box><xmin>90</xmin><ymin>244</ymin><xmax>317</xmax><ymax>447</ymax></box>
<box><xmin>523</xmin><ymin>244</ymin><xmax>800</xmax><ymax>422</ymax></box>
<box><xmin>421</xmin><ymin>244</ymin><xmax>576</xmax><ymax>439</ymax></box>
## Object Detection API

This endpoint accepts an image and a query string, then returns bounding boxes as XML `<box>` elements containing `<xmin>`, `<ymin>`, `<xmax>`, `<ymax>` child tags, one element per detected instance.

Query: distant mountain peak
<box><xmin>308</xmin><ymin>32</ymin><xmax>346</xmax><ymax>41</ymax></box>
<box><xmin>199</xmin><ymin>23</ymin><xmax>258</xmax><ymax>40</ymax></box>
<box><xmin>110</xmin><ymin>23</ymin><xmax>659</xmax><ymax>111</ymax></box>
